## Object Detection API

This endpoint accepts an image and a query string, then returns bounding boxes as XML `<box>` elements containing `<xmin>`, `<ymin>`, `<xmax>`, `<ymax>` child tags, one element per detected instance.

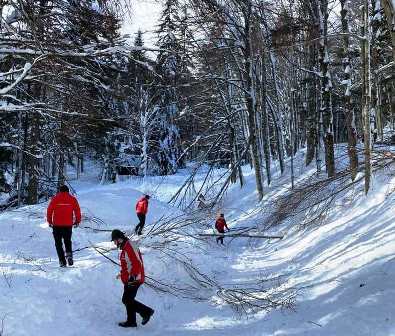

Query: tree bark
<box><xmin>381</xmin><ymin>0</ymin><xmax>395</xmax><ymax>61</ymax></box>
<box><xmin>340</xmin><ymin>0</ymin><xmax>358</xmax><ymax>180</ymax></box>
<box><xmin>319</xmin><ymin>0</ymin><xmax>335</xmax><ymax>177</ymax></box>
<box><xmin>361</xmin><ymin>2</ymin><xmax>372</xmax><ymax>194</ymax></box>
<box><xmin>243</xmin><ymin>2</ymin><xmax>264</xmax><ymax>200</ymax></box>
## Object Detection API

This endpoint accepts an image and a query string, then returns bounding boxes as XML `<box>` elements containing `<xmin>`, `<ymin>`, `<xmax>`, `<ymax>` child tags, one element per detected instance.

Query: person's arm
<box><xmin>47</xmin><ymin>198</ymin><xmax>54</xmax><ymax>226</ymax></box>
<box><xmin>73</xmin><ymin>198</ymin><xmax>82</xmax><ymax>225</ymax></box>
<box><xmin>124</xmin><ymin>244</ymin><xmax>141</xmax><ymax>285</ymax></box>
<box><xmin>144</xmin><ymin>200</ymin><xmax>148</xmax><ymax>214</ymax></box>
<box><xmin>224</xmin><ymin>220</ymin><xmax>229</xmax><ymax>231</ymax></box>
<box><xmin>120</xmin><ymin>253</ymin><xmax>129</xmax><ymax>284</ymax></box>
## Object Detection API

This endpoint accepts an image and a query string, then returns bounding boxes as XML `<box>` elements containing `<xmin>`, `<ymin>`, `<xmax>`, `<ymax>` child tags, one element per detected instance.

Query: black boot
<box><xmin>66</xmin><ymin>253</ymin><xmax>73</xmax><ymax>266</ymax></box>
<box><xmin>141</xmin><ymin>310</ymin><xmax>154</xmax><ymax>325</ymax></box>
<box><xmin>118</xmin><ymin>321</ymin><xmax>137</xmax><ymax>328</ymax></box>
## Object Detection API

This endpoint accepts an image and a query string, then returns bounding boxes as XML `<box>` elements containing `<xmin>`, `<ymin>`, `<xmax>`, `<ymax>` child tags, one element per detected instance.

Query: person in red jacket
<box><xmin>47</xmin><ymin>185</ymin><xmax>81</xmax><ymax>267</ymax></box>
<box><xmin>215</xmin><ymin>213</ymin><xmax>229</xmax><ymax>245</ymax></box>
<box><xmin>134</xmin><ymin>194</ymin><xmax>150</xmax><ymax>235</ymax></box>
<box><xmin>111</xmin><ymin>229</ymin><xmax>154</xmax><ymax>328</ymax></box>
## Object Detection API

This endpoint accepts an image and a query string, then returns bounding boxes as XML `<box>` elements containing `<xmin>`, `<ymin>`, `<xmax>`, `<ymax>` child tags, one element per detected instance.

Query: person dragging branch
<box><xmin>111</xmin><ymin>229</ymin><xmax>154</xmax><ymax>328</ymax></box>
<box><xmin>47</xmin><ymin>185</ymin><xmax>81</xmax><ymax>267</ymax></box>
<box><xmin>215</xmin><ymin>213</ymin><xmax>229</xmax><ymax>245</ymax></box>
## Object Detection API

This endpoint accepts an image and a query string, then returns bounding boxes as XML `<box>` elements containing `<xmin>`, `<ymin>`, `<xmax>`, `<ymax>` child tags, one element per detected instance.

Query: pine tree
<box><xmin>154</xmin><ymin>0</ymin><xmax>183</xmax><ymax>175</ymax></box>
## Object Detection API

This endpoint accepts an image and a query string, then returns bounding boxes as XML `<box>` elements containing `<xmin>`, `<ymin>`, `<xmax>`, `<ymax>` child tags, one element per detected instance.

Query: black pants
<box><xmin>52</xmin><ymin>226</ymin><xmax>72</xmax><ymax>264</ymax></box>
<box><xmin>135</xmin><ymin>213</ymin><xmax>146</xmax><ymax>234</ymax></box>
<box><xmin>216</xmin><ymin>230</ymin><xmax>225</xmax><ymax>244</ymax></box>
<box><xmin>122</xmin><ymin>284</ymin><xmax>153</xmax><ymax>324</ymax></box>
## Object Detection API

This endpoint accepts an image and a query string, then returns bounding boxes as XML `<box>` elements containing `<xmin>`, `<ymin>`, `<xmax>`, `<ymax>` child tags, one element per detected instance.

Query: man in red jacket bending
<box><xmin>47</xmin><ymin>185</ymin><xmax>81</xmax><ymax>267</ymax></box>
<box><xmin>134</xmin><ymin>194</ymin><xmax>150</xmax><ymax>235</ymax></box>
<box><xmin>215</xmin><ymin>213</ymin><xmax>229</xmax><ymax>245</ymax></box>
<box><xmin>111</xmin><ymin>229</ymin><xmax>154</xmax><ymax>328</ymax></box>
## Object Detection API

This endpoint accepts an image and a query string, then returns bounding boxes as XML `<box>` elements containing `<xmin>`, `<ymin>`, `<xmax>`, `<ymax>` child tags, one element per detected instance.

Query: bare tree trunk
<box><xmin>268</xmin><ymin>51</ymin><xmax>285</xmax><ymax>174</ymax></box>
<box><xmin>319</xmin><ymin>0</ymin><xmax>335</xmax><ymax>177</ymax></box>
<box><xmin>315</xmin><ymin>80</ymin><xmax>323</xmax><ymax>173</ymax></box>
<box><xmin>381</xmin><ymin>0</ymin><xmax>395</xmax><ymax>61</ymax></box>
<box><xmin>340</xmin><ymin>0</ymin><xmax>358</xmax><ymax>180</ymax></box>
<box><xmin>305</xmin><ymin>25</ymin><xmax>318</xmax><ymax>166</ymax></box>
<box><xmin>57</xmin><ymin>116</ymin><xmax>65</xmax><ymax>188</ymax></box>
<box><xmin>361</xmin><ymin>2</ymin><xmax>372</xmax><ymax>194</ymax></box>
<box><xmin>290</xmin><ymin>89</ymin><xmax>296</xmax><ymax>189</ymax></box>
<box><xmin>243</xmin><ymin>2</ymin><xmax>264</xmax><ymax>200</ymax></box>
<box><xmin>229</xmin><ymin>124</ymin><xmax>237</xmax><ymax>184</ymax></box>
<box><xmin>260</xmin><ymin>52</ymin><xmax>271</xmax><ymax>185</ymax></box>
<box><xmin>26</xmin><ymin>109</ymin><xmax>40</xmax><ymax>204</ymax></box>
<box><xmin>58</xmin><ymin>152</ymin><xmax>65</xmax><ymax>187</ymax></box>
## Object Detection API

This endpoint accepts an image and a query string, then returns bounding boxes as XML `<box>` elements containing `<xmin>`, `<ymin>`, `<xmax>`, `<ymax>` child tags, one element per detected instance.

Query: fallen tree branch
<box><xmin>198</xmin><ymin>233</ymin><xmax>283</xmax><ymax>239</ymax></box>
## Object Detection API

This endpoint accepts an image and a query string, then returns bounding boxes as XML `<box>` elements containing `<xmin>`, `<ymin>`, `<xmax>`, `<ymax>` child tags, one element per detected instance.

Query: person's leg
<box><xmin>137</xmin><ymin>213</ymin><xmax>146</xmax><ymax>235</ymax></box>
<box><xmin>133</xmin><ymin>297</ymin><xmax>153</xmax><ymax>318</ymax></box>
<box><xmin>217</xmin><ymin>230</ymin><xmax>224</xmax><ymax>245</ymax></box>
<box><xmin>135</xmin><ymin>213</ymin><xmax>143</xmax><ymax>234</ymax></box>
<box><xmin>52</xmin><ymin>227</ymin><xmax>66</xmax><ymax>266</ymax></box>
<box><xmin>121</xmin><ymin>285</ymin><xmax>138</xmax><ymax>326</ymax></box>
<box><xmin>129</xmin><ymin>285</ymin><xmax>154</xmax><ymax>323</ymax></box>
<box><xmin>63</xmin><ymin>227</ymin><xmax>73</xmax><ymax>266</ymax></box>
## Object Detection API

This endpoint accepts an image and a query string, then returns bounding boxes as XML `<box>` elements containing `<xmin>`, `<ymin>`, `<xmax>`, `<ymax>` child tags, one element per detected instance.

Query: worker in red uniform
<box><xmin>47</xmin><ymin>185</ymin><xmax>81</xmax><ymax>267</ymax></box>
<box><xmin>215</xmin><ymin>213</ymin><xmax>229</xmax><ymax>245</ymax></box>
<box><xmin>111</xmin><ymin>229</ymin><xmax>154</xmax><ymax>328</ymax></box>
<box><xmin>134</xmin><ymin>194</ymin><xmax>150</xmax><ymax>235</ymax></box>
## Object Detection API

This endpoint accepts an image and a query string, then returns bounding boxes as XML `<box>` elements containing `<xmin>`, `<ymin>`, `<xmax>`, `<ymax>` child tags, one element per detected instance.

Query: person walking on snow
<box><xmin>215</xmin><ymin>213</ymin><xmax>229</xmax><ymax>245</ymax></box>
<box><xmin>47</xmin><ymin>185</ymin><xmax>81</xmax><ymax>267</ymax></box>
<box><xmin>111</xmin><ymin>229</ymin><xmax>154</xmax><ymax>328</ymax></box>
<box><xmin>134</xmin><ymin>194</ymin><xmax>150</xmax><ymax>235</ymax></box>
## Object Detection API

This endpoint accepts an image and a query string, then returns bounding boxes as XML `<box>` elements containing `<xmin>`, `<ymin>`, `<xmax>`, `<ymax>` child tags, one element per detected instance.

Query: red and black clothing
<box><xmin>47</xmin><ymin>191</ymin><xmax>81</xmax><ymax>265</ymax></box>
<box><xmin>215</xmin><ymin>217</ymin><xmax>229</xmax><ymax>244</ymax></box>
<box><xmin>119</xmin><ymin>240</ymin><xmax>153</xmax><ymax>325</ymax></box>
<box><xmin>134</xmin><ymin>197</ymin><xmax>149</xmax><ymax>235</ymax></box>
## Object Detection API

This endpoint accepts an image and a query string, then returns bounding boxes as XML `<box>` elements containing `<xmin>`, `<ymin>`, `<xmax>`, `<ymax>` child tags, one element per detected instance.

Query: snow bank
<box><xmin>1</xmin><ymin>150</ymin><xmax>394</xmax><ymax>335</ymax></box>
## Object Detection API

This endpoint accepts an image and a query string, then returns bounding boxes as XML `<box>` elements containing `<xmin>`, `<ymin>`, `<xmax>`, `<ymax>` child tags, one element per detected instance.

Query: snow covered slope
<box><xmin>0</xmin><ymin>154</ymin><xmax>394</xmax><ymax>336</ymax></box>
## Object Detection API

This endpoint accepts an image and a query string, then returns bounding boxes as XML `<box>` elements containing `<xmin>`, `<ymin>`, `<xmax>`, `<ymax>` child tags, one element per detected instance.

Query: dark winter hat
<box><xmin>59</xmin><ymin>185</ymin><xmax>69</xmax><ymax>193</ymax></box>
<box><xmin>145</xmin><ymin>194</ymin><xmax>150</xmax><ymax>199</ymax></box>
<box><xmin>111</xmin><ymin>229</ymin><xmax>126</xmax><ymax>241</ymax></box>
<box><xmin>220</xmin><ymin>213</ymin><xmax>224</xmax><ymax>217</ymax></box>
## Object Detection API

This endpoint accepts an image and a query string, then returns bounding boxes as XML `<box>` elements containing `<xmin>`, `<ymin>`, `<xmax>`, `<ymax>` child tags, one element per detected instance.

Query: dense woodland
<box><xmin>0</xmin><ymin>0</ymin><xmax>394</xmax><ymax>208</ymax></box>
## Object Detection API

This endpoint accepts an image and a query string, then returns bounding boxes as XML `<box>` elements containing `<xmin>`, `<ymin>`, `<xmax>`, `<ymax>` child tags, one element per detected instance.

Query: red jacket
<box><xmin>136</xmin><ymin>197</ymin><xmax>148</xmax><ymax>215</ymax></box>
<box><xmin>47</xmin><ymin>192</ymin><xmax>81</xmax><ymax>227</ymax></box>
<box><xmin>120</xmin><ymin>240</ymin><xmax>145</xmax><ymax>285</ymax></box>
<box><xmin>215</xmin><ymin>217</ymin><xmax>229</xmax><ymax>233</ymax></box>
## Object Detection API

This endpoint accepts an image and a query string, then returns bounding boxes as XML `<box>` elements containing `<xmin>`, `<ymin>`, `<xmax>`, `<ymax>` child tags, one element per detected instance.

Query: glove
<box><xmin>73</xmin><ymin>222</ymin><xmax>79</xmax><ymax>228</ymax></box>
<box><xmin>127</xmin><ymin>275</ymin><xmax>138</xmax><ymax>287</ymax></box>
<box><xmin>48</xmin><ymin>223</ymin><xmax>53</xmax><ymax>228</ymax></box>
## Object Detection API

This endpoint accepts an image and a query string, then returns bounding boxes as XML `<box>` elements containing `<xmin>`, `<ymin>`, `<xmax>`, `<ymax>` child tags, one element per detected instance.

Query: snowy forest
<box><xmin>0</xmin><ymin>0</ymin><xmax>393</xmax><ymax>207</ymax></box>
<box><xmin>0</xmin><ymin>0</ymin><xmax>395</xmax><ymax>335</ymax></box>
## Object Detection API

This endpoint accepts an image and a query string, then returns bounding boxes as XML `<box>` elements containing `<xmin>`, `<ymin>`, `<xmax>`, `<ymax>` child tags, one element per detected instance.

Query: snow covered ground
<box><xmin>1</xmin><ymin>151</ymin><xmax>395</xmax><ymax>336</ymax></box>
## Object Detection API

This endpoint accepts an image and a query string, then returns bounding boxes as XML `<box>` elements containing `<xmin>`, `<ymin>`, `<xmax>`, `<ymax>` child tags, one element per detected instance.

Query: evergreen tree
<box><xmin>154</xmin><ymin>0</ymin><xmax>184</xmax><ymax>175</ymax></box>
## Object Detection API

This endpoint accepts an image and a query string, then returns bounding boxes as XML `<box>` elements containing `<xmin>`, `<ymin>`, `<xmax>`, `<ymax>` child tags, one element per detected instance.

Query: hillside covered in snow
<box><xmin>1</xmin><ymin>149</ymin><xmax>394</xmax><ymax>336</ymax></box>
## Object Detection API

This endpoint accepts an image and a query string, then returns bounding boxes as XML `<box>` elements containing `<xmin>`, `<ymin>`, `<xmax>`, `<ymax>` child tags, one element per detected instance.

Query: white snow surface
<box><xmin>1</xmin><ymin>153</ymin><xmax>395</xmax><ymax>335</ymax></box>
